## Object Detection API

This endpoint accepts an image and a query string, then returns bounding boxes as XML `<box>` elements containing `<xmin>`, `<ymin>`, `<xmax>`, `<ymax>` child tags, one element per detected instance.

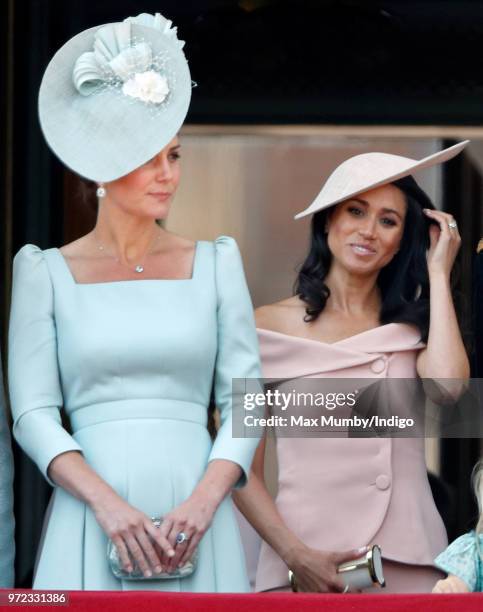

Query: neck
<box><xmin>93</xmin><ymin>199</ymin><xmax>165</xmax><ymax>264</ymax></box>
<box><xmin>324</xmin><ymin>262</ymin><xmax>381</xmax><ymax>316</ymax></box>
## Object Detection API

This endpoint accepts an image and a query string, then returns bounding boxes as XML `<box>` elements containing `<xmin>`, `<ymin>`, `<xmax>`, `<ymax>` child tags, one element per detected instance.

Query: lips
<box><xmin>349</xmin><ymin>243</ymin><xmax>377</xmax><ymax>255</ymax></box>
<box><xmin>148</xmin><ymin>192</ymin><xmax>172</xmax><ymax>200</ymax></box>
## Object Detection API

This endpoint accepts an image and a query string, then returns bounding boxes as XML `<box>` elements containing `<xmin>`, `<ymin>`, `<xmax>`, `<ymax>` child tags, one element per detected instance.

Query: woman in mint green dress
<box><xmin>8</xmin><ymin>13</ymin><xmax>261</xmax><ymax>591</ymax></box>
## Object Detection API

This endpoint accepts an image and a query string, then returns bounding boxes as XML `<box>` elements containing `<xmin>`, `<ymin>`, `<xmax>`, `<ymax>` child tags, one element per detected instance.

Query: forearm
<box><xmin>189</xmin><ymin>459</ymin><xmax>243</xmax><ymax>511</ymax></box>
<box><xmin>48</xmin><ymin>450</ymin><xmax>120</xmax><ymax>511</ymax></box>
<box><xmin>421</xmin><ymin>273</ymin><xmax>469</xmax><ymax>379</ymax></box>
<box><xmin>50</xmin><ymin>451</ymin><xmax>175</xmax><ymax>571</ymax></box>
<box><xmin>233</xmin><ymin>471</ymin><xmax>303</xmax><ymax>566</ymax></box>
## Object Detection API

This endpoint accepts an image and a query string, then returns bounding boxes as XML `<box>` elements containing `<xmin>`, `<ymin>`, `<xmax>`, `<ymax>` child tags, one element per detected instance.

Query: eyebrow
<box><xmin>348</xmin><ymin>197</ymin><xmax>404</xmax><ymax>220</ymax></box>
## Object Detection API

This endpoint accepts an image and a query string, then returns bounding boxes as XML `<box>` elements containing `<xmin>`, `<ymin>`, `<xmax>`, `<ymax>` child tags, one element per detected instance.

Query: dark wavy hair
<box><xmin>294</xmin><ymin>176</ymin><xmax>437</xmax><ymax>342</ymax></box>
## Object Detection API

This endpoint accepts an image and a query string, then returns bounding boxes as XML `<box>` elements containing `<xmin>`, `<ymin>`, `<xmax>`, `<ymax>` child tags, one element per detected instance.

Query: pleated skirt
<box><xmin>33</xmin><ymin>407</ymin><xmax>249</xmax><ymax>592</ymax></box>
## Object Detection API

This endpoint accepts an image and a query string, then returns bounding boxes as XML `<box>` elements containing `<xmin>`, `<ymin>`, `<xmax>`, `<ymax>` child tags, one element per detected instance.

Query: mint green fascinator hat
<box><xmin>38</xmin><ymin>13</ymin><xmax>192</xmax><ymax>182</ymax></box>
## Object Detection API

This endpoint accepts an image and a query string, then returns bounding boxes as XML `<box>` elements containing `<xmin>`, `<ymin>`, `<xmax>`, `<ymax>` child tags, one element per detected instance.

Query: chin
<box><xmin>341</xmin><ymin>257</ymin><xmax>383</xmax><ymax>276</ymax></box>
<box><xmin>145</xmin><ymin>204</ymin><xmax>171</xmax><ymax>220</ymax></box>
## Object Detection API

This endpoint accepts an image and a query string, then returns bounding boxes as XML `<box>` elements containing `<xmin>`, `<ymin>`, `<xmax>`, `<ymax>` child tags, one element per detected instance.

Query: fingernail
<box><xmin>168</xmin><ymin>550</ymin><xmax>175</xmax><ymax>557</ymax></box>
<box><xmin>126</xmin><ymin>565</ymin><xmax>133</xmax><ymax>573</ymax></box>
<box><xmin>358</xmin><ymin>546</ymin><xmax>368</xmax><ymax>554</ymax></box>
<box><xmin>154</xmin><ymin>565</ymin><xmax>162</xmax><ymax>574</ymax></box>
<box><xmin>144</xmin><ymin>570</ymin><xmax>152</xmax><ymax>578</ymax></box>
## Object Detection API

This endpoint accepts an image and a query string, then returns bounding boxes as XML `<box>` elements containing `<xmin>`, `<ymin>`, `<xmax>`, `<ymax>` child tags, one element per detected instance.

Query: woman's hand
<box><xmin>423</xmin><ymin>209</ymin><xmax>461</xmax><ymax>279</ymax></box>
<box><xmin>432</xmin><ymin>574</ymin><xmax>470</xmax><ymax>593</ymax></box>
<box><xmin>158</xmin><ymin>491</ymin><xmax>218</xmax><ymax>572</ymax></box>
<box><xmin>91</xmin><ymin>491</ymin><xmax>175</xmax><ymax>577</ymax></box>
<box><xmin>285</xmin><ymin>544</ymin><xmax>368</xmax><ymax>593</ymax></box>
<box><xmin>417</xmin><ymin>207</ymin><xmax>469</xmax><ymax>385</ymax></box>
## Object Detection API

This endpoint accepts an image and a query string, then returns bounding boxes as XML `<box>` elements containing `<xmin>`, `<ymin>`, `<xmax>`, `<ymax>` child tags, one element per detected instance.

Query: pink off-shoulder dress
<box><xmin>254</xmin><ymin>323</ymin><xmax>447</xmax><ymax>593</ymax></box>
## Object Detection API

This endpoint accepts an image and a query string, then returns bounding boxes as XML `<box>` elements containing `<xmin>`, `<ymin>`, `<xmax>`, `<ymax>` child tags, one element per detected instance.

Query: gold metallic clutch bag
<box><xmin>107</xmin><ymin>516</ymin><xmax>197</xmax><ymax>581</ymax></box>
<box><xmin>288</xmin><ymin>545</ymin><xmax>385</xmax><ymax>592</ymax></box>
<box><xmin>337</xmin><ymin>544</ymin><xmax>385</xmax><ymax>591</ymax></box>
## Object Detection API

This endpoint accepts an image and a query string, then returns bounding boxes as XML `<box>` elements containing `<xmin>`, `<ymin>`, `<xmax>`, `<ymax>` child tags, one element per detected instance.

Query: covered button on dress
<box><xmin>8</xmin><ymin>236</ymin><xmax>262</xmax><ymax>591</ymax></box>
<box><xmin>254</xmin><ymin>325</ymin><xmax>448</xmax><ymax>592</ymax></box>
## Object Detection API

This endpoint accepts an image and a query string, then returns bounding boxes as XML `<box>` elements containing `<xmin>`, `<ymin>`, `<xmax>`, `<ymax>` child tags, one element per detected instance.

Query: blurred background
<box><xmin>1</xmin><ymin>0</ymin><xmax>482</xmax><ymax>586</ymax></box>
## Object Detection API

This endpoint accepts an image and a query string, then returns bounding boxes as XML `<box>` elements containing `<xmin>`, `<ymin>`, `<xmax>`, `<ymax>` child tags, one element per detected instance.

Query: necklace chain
<box><xmin>94</xmin><ymin>230</ymin><xmax>161</xmax><ymax>274</ymax></box>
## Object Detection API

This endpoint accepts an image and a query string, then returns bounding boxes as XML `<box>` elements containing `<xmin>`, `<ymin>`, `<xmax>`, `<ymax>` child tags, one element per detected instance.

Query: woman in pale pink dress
<box><xmin>234</xmin><ymin>143</ymin><xmax>470</xmax><ymax>593</ymax></box>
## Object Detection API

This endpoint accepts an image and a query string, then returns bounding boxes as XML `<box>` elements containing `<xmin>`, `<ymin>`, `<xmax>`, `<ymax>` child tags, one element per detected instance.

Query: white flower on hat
<box><xmin>73</xmin><ymin>13</ymin><xmax>185</xmax><ymax>97</ymax></box>
<box><xmin>122</xmin><ymin>70</ymin><xmax>170</xmax><ymax>104</ymax></box>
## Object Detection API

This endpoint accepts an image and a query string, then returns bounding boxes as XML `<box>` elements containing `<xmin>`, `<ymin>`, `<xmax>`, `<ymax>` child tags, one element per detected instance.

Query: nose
<box><xmin>154</xmin><ymin>155</ymin><xmax>173</xmax><ymax>181</ymax></box>
<box><xmin>358</xmin><ymin>215</ymin><xmax>377</xmax><ymax>239</ymax></box>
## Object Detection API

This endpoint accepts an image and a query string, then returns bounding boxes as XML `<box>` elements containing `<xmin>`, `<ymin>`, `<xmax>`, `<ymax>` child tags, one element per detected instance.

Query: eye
<box><xmin>380</xmin><ymin>217</ymin><xmax>398</xmax><ymax>227</ymax></box>
<box><xmin>168</xmin><ymin>151</ymin><xmax>181</xmax><ymax>162</ymax></box>
<box><xmin>347</xmin><ymin>206</ymin><xmax>363</xmax><ymax>216</ymax></box>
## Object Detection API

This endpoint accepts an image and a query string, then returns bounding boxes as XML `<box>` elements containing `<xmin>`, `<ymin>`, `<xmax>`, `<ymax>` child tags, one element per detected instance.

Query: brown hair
<box><xmin>78</xmin><ymin>178</ymin><xmax>98</xmax><ymax>210</ymax></box>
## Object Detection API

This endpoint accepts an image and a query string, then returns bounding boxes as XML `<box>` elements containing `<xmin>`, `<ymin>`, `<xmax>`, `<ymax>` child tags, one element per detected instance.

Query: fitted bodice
<box><xmin>8</xmin><ymin>237</ymin><xmax>262</xmax><ymax>488</ymax></box>
<box><xmin>46</xmin><ymin>246</ymin><xmax>218</xmax><ymax>416</ymax></box>
<box><xmin>255</xmin><ymin>324</ymin><xmax>448</xmax><ymax>592</ymax></box>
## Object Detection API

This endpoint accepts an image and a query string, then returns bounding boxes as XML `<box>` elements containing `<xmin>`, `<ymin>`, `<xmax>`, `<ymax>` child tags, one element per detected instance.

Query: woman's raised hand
<box><xmin>423</xmin><ymin>209</ymin><xmax>461</xmax><ymax>279</ymax></box>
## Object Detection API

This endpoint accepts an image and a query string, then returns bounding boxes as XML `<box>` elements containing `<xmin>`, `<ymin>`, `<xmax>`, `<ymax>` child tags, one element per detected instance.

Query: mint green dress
<box><xmin>8</xmin><ymin>237</ymin><xmax>261</xmax><ymax>591</ymax></box>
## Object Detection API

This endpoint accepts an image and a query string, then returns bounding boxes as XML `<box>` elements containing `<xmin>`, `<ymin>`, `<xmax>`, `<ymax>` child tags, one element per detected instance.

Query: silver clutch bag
<box><xmin>107</xmin><ymin>516</ymin><xmax>198</xmax><ymax>580</ymax></box>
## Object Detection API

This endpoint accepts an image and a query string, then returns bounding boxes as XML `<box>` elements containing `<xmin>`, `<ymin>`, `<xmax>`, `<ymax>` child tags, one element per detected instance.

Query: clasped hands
<box><xmin>93</xmin><ymin>490</ymin><xmax>216</xmax><ymax>578</ymax></box>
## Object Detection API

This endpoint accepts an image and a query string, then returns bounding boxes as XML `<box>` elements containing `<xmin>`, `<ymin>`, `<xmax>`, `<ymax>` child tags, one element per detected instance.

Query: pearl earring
<box><xmin>96</xmin><ymin>184</ymin><xmax>106</xmax><ymax>198</ymax></box>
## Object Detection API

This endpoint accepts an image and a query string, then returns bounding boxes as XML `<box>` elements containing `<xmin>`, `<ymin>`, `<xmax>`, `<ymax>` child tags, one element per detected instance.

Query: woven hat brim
<box><xmin>294</xmin><ymin>140</ymin><xmax>469</xmax><ymax>220</ymax></box>
<box><xmin>38</xmin><ymin>23</ymin><xmax>192</xmax><ymax>182</ymax></box>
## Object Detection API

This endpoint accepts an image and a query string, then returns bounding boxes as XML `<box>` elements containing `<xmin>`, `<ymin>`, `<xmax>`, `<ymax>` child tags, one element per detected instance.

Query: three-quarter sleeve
<box><xmin>0</xmin><ymin>353</ymin><xmax>15</xmax><ymax>587</ymax></box>
<box><xmin>8</xmin><ymin>245</ymin><xmax>83</xmax><ymax>486</ymax></box>
<box><xmin>208</xmin><ymin>236</ymin><xmax>262</xmax><ymax>488</ymax></box>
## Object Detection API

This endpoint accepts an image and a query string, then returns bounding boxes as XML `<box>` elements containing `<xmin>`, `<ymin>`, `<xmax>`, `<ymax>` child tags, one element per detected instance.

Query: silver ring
<box><xmin>448</xmin><ymin>220</ymin><xmax>457</xmax><ymax>229</ymax></box>
<box><xmin>175</xmin><ymin>532</ymin><xmax>189</xmax><ymax>545</ymax></box>
<box><xmin>342</xmin><ymin>585</ymin><xmax>350</xmax><ymax>594</ymax></box>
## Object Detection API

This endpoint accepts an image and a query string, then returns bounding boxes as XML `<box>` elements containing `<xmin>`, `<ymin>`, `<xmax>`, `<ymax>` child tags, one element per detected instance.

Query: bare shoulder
<box><xmin>255</xmin><ymin>296</ymin><xmax>305</xmax><ymax>332</ymax></box>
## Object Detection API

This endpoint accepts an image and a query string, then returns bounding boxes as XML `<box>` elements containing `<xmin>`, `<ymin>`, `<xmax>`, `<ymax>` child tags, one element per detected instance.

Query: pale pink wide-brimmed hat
<box><xmin>294</xmin><ymin>140</ymin><xmax>469</xmax><ymax>219</ymax></box>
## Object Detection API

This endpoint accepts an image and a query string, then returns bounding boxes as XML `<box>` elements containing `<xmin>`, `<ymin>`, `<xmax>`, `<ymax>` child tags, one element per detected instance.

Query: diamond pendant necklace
<box><xmin>94</xmin><ymin>230</ymin><xmax>161</xmax><ymax>274</ymax></box>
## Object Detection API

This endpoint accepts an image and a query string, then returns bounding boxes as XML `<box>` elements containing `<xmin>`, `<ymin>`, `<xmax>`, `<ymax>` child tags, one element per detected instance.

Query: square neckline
<box><xmin>53</xmin><ymin>241</ymin><xmax>200</xmax><ymax>286</ymax></box>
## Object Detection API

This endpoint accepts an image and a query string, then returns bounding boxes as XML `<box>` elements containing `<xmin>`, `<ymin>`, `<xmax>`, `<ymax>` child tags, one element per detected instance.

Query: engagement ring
<box><xmin>176</xmin><ymin>532</ymin><xmax>189</xmax><ymax>545</ymax></box>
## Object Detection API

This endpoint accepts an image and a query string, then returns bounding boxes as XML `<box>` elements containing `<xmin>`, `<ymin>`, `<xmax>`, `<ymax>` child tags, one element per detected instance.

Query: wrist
<box><xmin>279</xmin><ymin>537</ymin><xmax>307</xmax><ymax>569</ymax></box>
<box><xmin>428</xmin><ymin>269</ymin><xmax>451</xmax><ymax>285</ymax></box>
<box><xmin>86</xmin><ymin>485</ymin><xmax>119</xmax><ymax>514</ymax></box>
<box><xmin>189</xmin><ymin>486</ymin><xmax>223</xmax><ymax>512</ymax></box>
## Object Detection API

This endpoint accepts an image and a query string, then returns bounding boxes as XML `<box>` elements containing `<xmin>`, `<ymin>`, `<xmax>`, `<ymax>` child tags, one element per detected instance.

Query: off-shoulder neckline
<box><xmin>51</xmin><ymin>241</ymin><xmax>201</xmax><ymax>286</ymax></box>
<box><xmin>256</xmin><ymin>323</ymin><xmax>417</xmax><ymax>347</ymax></box>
